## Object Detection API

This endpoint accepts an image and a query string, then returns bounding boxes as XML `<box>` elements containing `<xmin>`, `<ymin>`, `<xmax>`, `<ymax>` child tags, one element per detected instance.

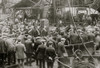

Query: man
<box><xmin>40</xmin><ymin>27</ymin><xmax>48</xmax><ymax>37</ymax></box>
<box><xmin>34</xmin><ymin>37</ymin><xmax>42</xmax><ymax>65</ymax></box>
<box><xmin>16</xmin><ymin>39</ymin><xmax>26</xmax><ymax>68</ymax></box>
<box><xmin>36</xmin><ymin>39</ymin><xmax>46</xmax><ymax>68</ymax></box>
<box><xmin>5</xmin><ymin>37</ymin><xmax>16</xmax><ymax>65</ymax></box>
<box><xmin>17</xmin><ymin>33</ymin><xmax>26</xmax><ymax>44</ymax></box>
<box><xmin>57</xmin><ymin>38</ymin><xmax>69</xmax><ymax>68</ymax></box>
<box><xmin>95</xmin><ymin>34</ymin><xmax>100</xmax><ymax>50</ymax></box>
<box><xmin>0</xmin><ymin>37</ymin><xmax>7</xmax><ymax>66</ymax></box>
<box><xmin>46</xmin><ymin>41</ymin><xmax>56</xmax><ymax>68</ymax></box>
<box><xmin>24</xmin><ymin>35</ymin><xmax>34</xmax><ymax>65</ymax></box>
<box><xmin>29</xmin><ymin>26</ymin><xmax>40</xmax><ymax>37</ymax></box>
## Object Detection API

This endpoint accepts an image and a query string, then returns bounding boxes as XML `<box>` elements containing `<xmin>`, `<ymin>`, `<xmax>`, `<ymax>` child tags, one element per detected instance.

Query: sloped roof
<box><xmin>12</xmin><ymin>0</ymin><xmax>35</xmax><ymax>8</ymax></box>
<box><xmin>11</xmin><ymin>0</ymin><xmax>44</xmax><ymax>9</ymax></box>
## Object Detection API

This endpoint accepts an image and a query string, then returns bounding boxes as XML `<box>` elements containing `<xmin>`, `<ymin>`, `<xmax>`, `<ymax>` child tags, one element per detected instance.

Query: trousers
<box><xmin>39</xmin><ymin>59</ymin><xmax>45</xmax><ymax>68</ymax></box>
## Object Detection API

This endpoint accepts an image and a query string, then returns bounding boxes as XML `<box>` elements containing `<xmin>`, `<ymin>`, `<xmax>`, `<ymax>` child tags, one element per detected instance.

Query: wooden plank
<box><xmin>15</xmin><ymin>7</ymin><xmax>40</xmax><ymax>10</ymax></box>
<box><xmin>5</xmin><ymin>64</ymin><xmax>18</xmax><ymax>68</ymax></box>
<box><xmin>57</xmin><ymin>5</ymin><xmax>89</xmax><ymax>8</ymax></box>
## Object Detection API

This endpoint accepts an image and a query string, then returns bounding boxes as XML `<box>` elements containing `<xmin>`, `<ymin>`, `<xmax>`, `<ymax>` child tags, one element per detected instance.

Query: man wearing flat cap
<box><xmin>46</xmin><ymin>41</ymin><xmax>56</xmax><ymax>68</ymax></box>
<box><xmin>24</xmin><ymin>35</ymin><xmax>34</xmax><ymax>66</ymax></box>
<box><xmin>57</xmin><ymin>38</ymin><xmax>68</xmax><ymax>68</ymax></box>
<box><xmin>36</xmin><ymin>39</ymin><xmax>46</xmax><ymax>68</ymax></box>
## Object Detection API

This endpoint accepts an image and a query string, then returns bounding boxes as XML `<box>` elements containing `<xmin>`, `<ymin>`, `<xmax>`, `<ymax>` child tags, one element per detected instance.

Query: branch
<box><xmin>29</xmin><ymin>0</ymin><xmax>36</xmax><ymax>4</ymax></box>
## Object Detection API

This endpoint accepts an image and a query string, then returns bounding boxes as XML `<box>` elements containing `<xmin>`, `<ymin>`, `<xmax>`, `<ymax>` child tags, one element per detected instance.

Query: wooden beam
<box><xmin>57</xmin><ymin>5</ymin><xmax>89</xmax><ymax>8</ymax></box>
<box><xmin>53</xmin><ymin>0</ymin><xmax>56</xmax><ymax>23</ymax></box>
<box><xmin>13</xmin><ymin>8</ymin><xmax>16</xmax><ymax>24</ymax></box>
<box><xmin>15</xmin><ymin>7</ymin><xmax>40</xmax><ymax>10</ymax></box>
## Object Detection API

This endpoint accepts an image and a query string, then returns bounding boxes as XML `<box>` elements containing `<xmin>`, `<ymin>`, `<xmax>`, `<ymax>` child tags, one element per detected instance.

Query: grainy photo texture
<box><xmin>0</xmin><ymin>0</ymin><xmax>100</xmax><ymax>68</ymax></box>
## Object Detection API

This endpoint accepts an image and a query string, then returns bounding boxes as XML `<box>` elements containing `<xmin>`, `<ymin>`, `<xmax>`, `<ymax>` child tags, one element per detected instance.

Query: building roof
<box><xmin>11</xmin><ymin>0</ymin><xmax>44</xmax><ymax>9</ymax></box>
<box><xmin>12</xmin><ymin>0</ymin><xmax>36</xmax><ymax>8</ymax></box>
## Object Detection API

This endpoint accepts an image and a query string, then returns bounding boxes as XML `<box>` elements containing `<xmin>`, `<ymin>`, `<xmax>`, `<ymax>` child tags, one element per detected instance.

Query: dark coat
<box><xmin>5</xmin><ymin>38</ymin><xmax>15</xmax><ymax>52</ymax></box>
<box><xmin>0</xmin><ymin>38</ymin><xmax>7</xmax><ymax>53</ymax></box>
<box><xmin>95</xmin><ymin>35</ymin><xmax>100</xmax><ymax>50</ymax></box>
<box><xmin>29</xmin><ymin>28</ymin><xmax>40</xmax><ymax>37</ymax></box>
<box><xmin>87</xmin><ymin>33</ymin><xmax>95</xmax><ymax>42</ymax></box>
<box><xmin>24</xmin><ymin>39</ymin><xmax>33</xmax><ymax>53</ymax></box>
<box><xmin>36</xmin><ymin>44</ymin><xmax>46</xmax><ymax>60</ymax></box>
<box><xmin>47</xmin><ymin>40</ymin><xmax>57</xmax><ymax>52</ymax></box>
<box><xmin>34</xmin><ymin>40</ymin><xmax>41</xmax><ymax>52</ymax></box>
<box><xmin>82</xmin><ymin>34</ymin><xmax>89</xmax><ymax>42</ymax></box>
<box><xmin>57</xmin><ymin>42</ymin><xmax>66</xmax><ymax>57</ymax></box>
<box><xmin>40</xmin><ymin>29</ymin><xmax>48</xmax><ymax>36</ymax></box>
<box><xmin>70</xmin><ymin>33</ymin><xmax>81</xmax><ymax>44</ymax></box>
<box><xmin>46</xmin><ymin>47</ymin><xmax>56</xmax><ymax>62</ymax></box>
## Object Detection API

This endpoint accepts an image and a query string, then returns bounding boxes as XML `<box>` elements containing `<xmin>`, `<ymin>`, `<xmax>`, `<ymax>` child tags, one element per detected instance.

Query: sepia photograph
<box><xmin>0</xmin><ymin>0</ymin><xmax>100</xmax><ymax>68</ymax></box>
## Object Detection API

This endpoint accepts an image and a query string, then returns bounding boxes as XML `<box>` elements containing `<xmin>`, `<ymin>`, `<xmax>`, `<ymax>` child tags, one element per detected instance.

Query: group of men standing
<box><xmin>1</xmin><ymin>17</ymin><xmax>100</xmax><ymax>68</ymax></box>
<box><xmin>0</xmin><ymin>27</ymin><xmax>69</xmax><ymax>68</ymax></box>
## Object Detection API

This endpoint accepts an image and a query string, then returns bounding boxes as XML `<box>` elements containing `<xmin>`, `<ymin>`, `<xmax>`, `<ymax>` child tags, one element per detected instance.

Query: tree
<box><xmin>48</xmin><ymin>4</ymin><xmax>55</xmax><ymax>24</ymax></box>
<box><xmin>2</xmin><ymin>0</ymin><xmax>7</xmax><ymax>13</ymax></box>
<box><xmin>91</xmin><ymin>0</ymin><xmax>100</xmax><ymax>12</ymax></box>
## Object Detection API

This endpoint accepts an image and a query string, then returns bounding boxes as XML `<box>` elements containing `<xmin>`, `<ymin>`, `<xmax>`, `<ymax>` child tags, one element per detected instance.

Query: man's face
<box><xmin>61</xmin><ymin>39</ymin><xmax>65</xmax><ymax>43</ymax></box>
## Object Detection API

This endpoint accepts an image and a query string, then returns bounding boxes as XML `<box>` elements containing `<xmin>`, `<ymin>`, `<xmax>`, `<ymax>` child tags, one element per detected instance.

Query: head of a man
<box><xmin>61</xmin><ymin>38</ymin><xmax>66</xmax><ymax>43</ymax></box>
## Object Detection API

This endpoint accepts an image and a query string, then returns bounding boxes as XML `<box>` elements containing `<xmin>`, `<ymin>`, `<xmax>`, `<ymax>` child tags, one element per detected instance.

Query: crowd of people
<box><xmin>0</xmin><ymin>15</ymin><xmax>100</xmax><ymax>68</ymax></box>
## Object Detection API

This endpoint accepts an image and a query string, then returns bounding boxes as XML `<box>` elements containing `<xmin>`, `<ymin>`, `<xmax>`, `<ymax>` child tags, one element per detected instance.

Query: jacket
<box><xmin>36</xmin><ymin>44</ymin><xmax>46</xmax><ymax>60</ymax></box>
<box><xmin>46</xmin><ymin>46</ymin><xmax>56</xmax><ymax>62</ymax></box>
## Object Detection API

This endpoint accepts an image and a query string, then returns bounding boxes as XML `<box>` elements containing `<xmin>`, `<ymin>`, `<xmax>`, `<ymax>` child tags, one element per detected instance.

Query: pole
<box><xmin>52</xmin><ymin>0</ymin><xmax>56</xmax><ymax>23</ymax></box>
<box><xmin>67</xmin><ymin>0</ymin><xmax>95</xmax><ymax>61</ymax></box>
<box><xmin>13</xmin><ymin>9</ymin><xmax>16</xmax><ymax>24</ymax></box>
<box><xmin>2</xmin><ymin>0</ymin><xmax>4</xmax><ymax>13</ymax></box>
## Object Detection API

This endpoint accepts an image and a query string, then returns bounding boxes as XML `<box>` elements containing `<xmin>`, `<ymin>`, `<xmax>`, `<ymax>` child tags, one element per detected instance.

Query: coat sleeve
<box><xmin>4</xmin><ymin>40</ymin><xmax>9</xmax><ymax>52</ymax></box>
<box><xmin>53</xmin><ymin>48</ymin><xmax>56</xmax><ymax>58</ymax></box>
<box><xmin>36</xmin><ymin>46</ymin><xmax>40</xmax><ymax>55</ymax></box>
